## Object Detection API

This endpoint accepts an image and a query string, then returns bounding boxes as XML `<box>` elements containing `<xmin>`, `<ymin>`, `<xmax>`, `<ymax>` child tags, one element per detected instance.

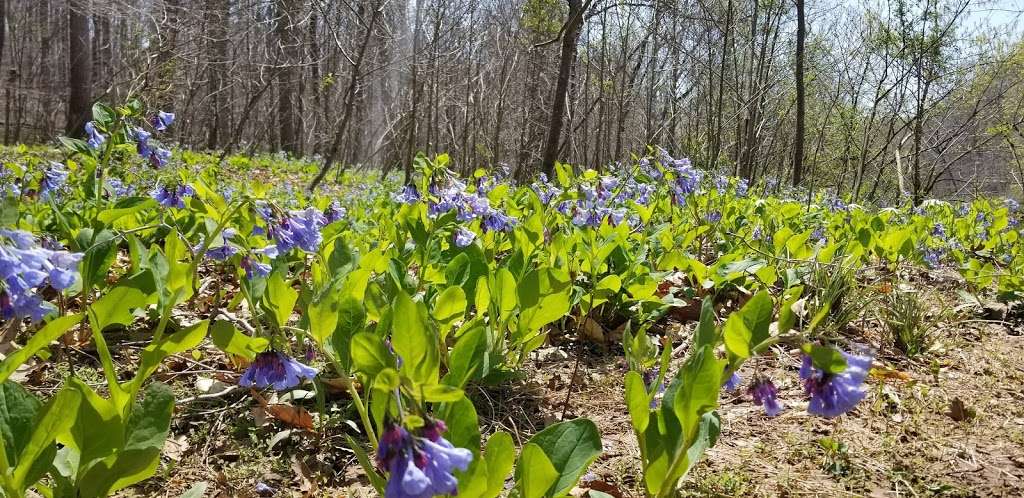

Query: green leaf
<box><xmin>89</xmin><ymin>271</ymin><xmax>157</xmax><ymax>331</ymax></box>
<box><xmin>437</xmin><ymin>396</ymin><xmax>480</xmax><ymax>456</ymax></box>
<box><xmin>493</xmin><ymin>268</ymin><xmax>518</xmax><ymax>322</ymax></box>
<box><xmin>624</xmin><ymin>371</ymin><xmax>651</xmax><ymax>433</ymax></box>
<box><xmin>722</xmin><ymin>313</ymin><xmax>751</xmax><ymax>359</ymax></box>
<box><xmin>444</xmin><ymin>324</ymin><xmax>489</xmax><ymax>387</ymax></box>
<box><xmin>420</xmin><ymin>384</ymin><xmax>464</xmax><ymax>403</ymax></box>
<box><xmin>331</xmin><ymin>296</ymin><xmax>366</xmax><ymax>372</ymax></box>
<box><xmin>777</xmin><ymin>286</ymin><xmax>804</xmax><ymax>335</ymax></box>
<box><xmin>91</xmin><ymin>102</ymin><xmax>116</xmax><ymax>124</ymax></box>
<box><xmin>432</xmin><ymin>286</ymin><xmax>467</xmax><ymax>339</ymax></box>
<box><xmin>517</xmin><ymin>268</ymin><xmax>572</xmax><ymax>337</ymax></box>
<box><xmin>802</xmin><ymin>344</ymin><xmax>848</xmax><ymax>375</ymax></box>
<box><xmin>11</xmin><ymin>386</ymin><xmax>82</xmax><ymax>491</ymax></box>
<box><xmin>694</xmin><ymin>298</ymin><xmax>717</xmax><ymax>349</ymax></box>
<box><xmin>671</xmin><ymin>345</ymin><xmax>723</xmax><ymax>446</ymax></box>
<box><xmin>78</xmin><ymin>382</ymin><xmax>175</xmax><ymax>496</ymax></box>
<box><xmin>78</xmin><ymin>229</ymin><xmax>119</xmax><ymax>292</ymax></box>
<box><xmin>482</xmin><ymin>432</ymin><xmax>515</xmax><ymax>497</ymax></box>
<box><xmin>307</xmin><ymin>294</ymin><xmax>340</xmax><ymax>345</ymax></box>
<box><xmin>517</xmin><ymin>443</ymin><xmax>559</xmax><ymax>498</ymax></box>
<box><xmin>210</xmin><ymin>320</ymin><xmax>269</xmax><ymax>360</ymax></box>
<box><xmin>676</xmin><ymin>411</ymin><xmax>721</xmax><ymax>486</ymax></box>
<box><xmin>350</xmin><ymin>332</ymin><xmax>394</xmax><ymax>378</ymax></box>
<box><xmin>97</xmin><ymin>198</ymin><xmax>157</xmax><ymax>225</ymax></box>
<box><xmin>0</xmin><ymin>381</ymin><xmax>43</xmax><ymax>473</ymax></box>
<box><xmin>263</xmin><ymin>271</ymin><xmax>298</xmax><ymax>330</ymax></box>
<box><xmin>741</xmin><ymin>291</ymin><xmax>773</xmax><ymax>346</ymax></box>
<box><xmin>526</xmin><ymin>418</ymin><xmax>603</xmax><ymax>497</ymax></box>
<box><xmin>131</xmin><ymin>320</ymin><xmax>209</xmax><ymax>391</ymax></box>
<box><xmin>0</xmin><ymin>314</ymin><xmax>84</xmax><ymax>383</ymax></box>
<box><xmin>391</xmin><ymin>292</ymin><xmax>439</xmax><ymax>385</ymax></box>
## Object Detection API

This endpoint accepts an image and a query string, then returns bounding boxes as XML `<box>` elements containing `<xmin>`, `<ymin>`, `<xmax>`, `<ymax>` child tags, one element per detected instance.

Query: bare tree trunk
<box><xmin>66</xmin><ymin>0</ymin><xmax>91</xmax><ymax>137</ymax></box>
<box><xmin>308</xmin><ymin>1</ymin><xmax>382</xmax><ymax>191</ymax></box>
<box><xmin>792</xmin><ymin>0</ymin><xmax>806</xmax><ymax>186</ymax></box>
<box><xmin>275</xmin><ymin>0</ymin><xmax>302</xmax><ymax>155</ymax></box>
<box><xmin>205</xmin><ymin>0</ymin><xmax>229</xmax><ymax>150</ymax></box>
<box><xmin>540</xmin><ymin>0</ymin><xmax>589</xmax><ymax>177</ymax></box>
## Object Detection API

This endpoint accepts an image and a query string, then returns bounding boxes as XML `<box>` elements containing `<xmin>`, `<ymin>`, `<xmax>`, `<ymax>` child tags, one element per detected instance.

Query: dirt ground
<box><xmin>35</xmin><ymin>269</ymin><xmax>1018</xmax><ymax>497</ymax></box>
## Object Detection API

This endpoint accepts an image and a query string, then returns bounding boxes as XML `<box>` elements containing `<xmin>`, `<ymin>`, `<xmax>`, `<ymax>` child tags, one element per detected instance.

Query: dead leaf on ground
<box><xmin>252</xmin><ymin>389</ymin><xmax>315</xmax><ymax>430</ymax></box>
<box><xmin>292</xmin><ymin>455</ymin><xmax>318</xmax><ymax>494</ymax></box>
<box><xmin>948</xmin><ymin>398</ymin><xmax>976</xmax><ymax>422</ymax></box>
<box><xmin>163</xmin><ymin>435</ymin><xmax>190</xmax><ymax>461</ymax></box>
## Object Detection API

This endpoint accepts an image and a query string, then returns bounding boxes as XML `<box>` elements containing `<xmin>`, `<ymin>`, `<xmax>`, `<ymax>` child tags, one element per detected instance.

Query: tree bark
<box><xmin>540</xmin><ymin>0</ymin><xmax>589</xmax><ymax>177</ymax></box>
<box><xmin>792</xmin><ymin>0</ymin><xmax>806</xmax><ymax>186</ymax></box>
<box><xmin>66</xmin><ymin>0</ymin><xmax>91</xmax><ymax>137</ymax></box>
<box><xmin>275</xmin><ymin>0</ymin><xmax>302</xmax><ymax>155</ymax></box>
<box><xmin>307</xmin><ymin>1</ymin><xmax>382</xmax><ymax>191</ymax></box>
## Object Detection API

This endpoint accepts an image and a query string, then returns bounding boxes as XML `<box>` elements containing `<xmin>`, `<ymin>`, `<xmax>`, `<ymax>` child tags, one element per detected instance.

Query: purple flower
<box><xmin>736</xmin><ymin>178</ymin><xmax>749</xmax><ymax>197</ymax></box>
<box><xmin>706</xmin><ymin>211</ymin><xmax>722</xmax><ymax>224</ymax></box>
<box><xmin>393</xmin><ymin>185</ymin><xmax>420</xmax><ymax>204</ymax></box>
<box><xmin>269</xmin><ymin>208</ymin><xmax>327</xmax><ymax>253</ymax></box>
<box><xmin>800</xmin><ymin>348</ymin><xmax>873</xmax><ymax>418</ymax></box>
<box><xmin>241</xmin><ymin>256</ymin><xmax>272</xmax><ymax>279</ymax></box>
<box><xmin>931</xmin><ymin>223</ymin><xmax>946</xmax><ymax>238</ymax></box>
<box><xmin>238</xmin><ymin>351</ymin><xmax>317</xmax><ymax>390</ymax></box>
<box><xmin>40</xmin><ymin>162</ymin><xmax>68</xmax><ymax>199</ymax></box>
<box><xmin>84</xmin><ymin>121</ymin><xmax>106</xmax><ymax>149</ymax></box>
<box><xmin>150</xmin><ymin>183</ymin><xmax>195</xmax><ymax>208</ymax></box>
<box><xmin>0</xmin><ymin>230</ymin><xmax>82</xmax><ymax>322</ymax></box>
<box><xmin>134</xmin><ymin>127</ymin><xmax>153</xmax><ymax>156</ymax></box>
<box><xmin>532</xmin><ymin>174</ymin><xmax>563</xmax><ymax>204</ymax></box>
<box><xmin>254</xmin><ymin>482</ymin><xmax>275</xmax><ymax>497</ymax></box>
<box><xmin>453</xmin><ymin>227</ymin><xmax>475</xmax><ymax>248</ymax></box>
<box><xmin>714</xmin><ymin>175</ymin><xmax>729</xmax><ymax>194</ymax></box>
<box><xmin>324</xmin><ymin>201</ymin><xmax>347</xmax><ymax>224</ymax></box>
<box><xmin>200</xmin><ymin>228</ymin><xmax>239</xmax><ymax>261</ymax></box>
<box><xmin>749</xmin><ymin>379</ymin><xmax>783</xmax><ymax>417</ymax></box>
<box><xmin>106</xmin><ymin>178</ymin><xmax>134</xmax><ymax>198</ymax></box>
<box><xmin>482</xmin><ymin>210</ymin><xmax>516</xmax><ymax>233</ymax></box>
<box><xmin>922</xmin><ymin>247</ymin><xmax>943</xmax><ymax>268</ymax></box>
<box><xmin>151</xmin><ymin>111</ymin><xmax>175</xmax><ymax>132</ymax></box>
<box><xmin>723</xmin><ymin>371</ymin><xmax>741</xmax><ymax>391</ymax></box>
<box><xmin>377</xmin><ymin>421</ymin><xmax>472</xmax><ymax>498</ymax></box>
<box><xmin>826</xmin><ymin>197</ymin><xmax>847</xmax><ymax>212</ymax></box>
<box><xmin>1007</xmin><ymin>198</ymin><xmax>1020</xmax><ymax>212</ymax></box>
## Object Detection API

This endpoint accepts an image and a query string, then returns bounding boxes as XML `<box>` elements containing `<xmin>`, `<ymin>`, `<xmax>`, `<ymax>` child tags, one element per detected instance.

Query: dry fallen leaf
<box><xmin>252</xmin><ymin>389</ymin><xmax>315</xmax><ymax>430</ymax></box>
<box><xmin>292</xmin><ymin>455</ymin><xmax>318</xmax><ymax>494</ymax></box>
<box><xmin>948</xmin><ymin>398</ymin><xmax>976</xmax><ymax>422</ymax></box>
<box><xmin>162</xmin><ymin>435</ymin><xmax>189</xmax><ymax>461</ymax></box>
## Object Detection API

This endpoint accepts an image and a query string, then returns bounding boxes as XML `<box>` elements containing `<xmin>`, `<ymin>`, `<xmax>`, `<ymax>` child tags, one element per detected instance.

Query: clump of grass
<box><xmin>880</xmin><ymin>287</ymin><xmax>942</xmax><ymax>358</ymax></box>
<box><xmin>806</xmin><ymin>262</ymin><xmax>871</xmax><ymax>337</ymax></box>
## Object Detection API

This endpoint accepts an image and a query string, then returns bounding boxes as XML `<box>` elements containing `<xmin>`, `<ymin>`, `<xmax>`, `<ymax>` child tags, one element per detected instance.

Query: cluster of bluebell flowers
<box><xmin>0</xmin><ymin>229</ymin><xmax>82</xmax><ymax>322</ymax></box>
<box><xmin>377</xmin><ymin>420</ymin><xmax>473</xmax><ymax>498</ymax></box>
<box><xmin>239</xmin><ymin>350</ymin><xmax>317</xmax><ymax>390</ymax></box>
<box><xmin>39</xmin><ymin>162</ymin><xmax>68</xmax><ymax>200</ymax></box>
<box><xmin>151</xmin><ymin>183</ymin><xmax>196</xmax><ymax>208</ymax></box>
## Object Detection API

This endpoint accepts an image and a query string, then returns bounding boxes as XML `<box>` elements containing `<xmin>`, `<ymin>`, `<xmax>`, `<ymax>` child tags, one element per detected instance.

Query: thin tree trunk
<box><xmin>792</xmin><ymin>0</ymin><xmax>806</xmax><ymax>186</ymax></box>
<box><xmin>275</xmin><ymin>0</ymin><xmax>302</xmax><ymax>155</ymax></box>
<box><xmin>308</xmin><ymin>2</ymin><xmax>382</xmax><ymax>191</ymax></box>
<box><xmin>540</xmin><ymin>0</ymin><xmax>589</xmax><ymax>177</ymax></box>
<box><xmin>66</xmin><ymin>0</ymin><xmax>91</xmax><ymax>137</ymax></box>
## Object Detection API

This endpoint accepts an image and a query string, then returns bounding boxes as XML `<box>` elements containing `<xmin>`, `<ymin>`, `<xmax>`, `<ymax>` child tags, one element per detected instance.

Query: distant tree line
<box><xmin>1</xmin><ymin>0</ymin><xmax>1023</xmax><ymax>202</ymax></box>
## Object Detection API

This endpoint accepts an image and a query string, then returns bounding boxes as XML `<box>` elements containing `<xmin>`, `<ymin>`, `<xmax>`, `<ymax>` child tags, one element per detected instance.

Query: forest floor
<box><xmin>18</xmin><ymin>266</ymin><xmax>1024</xmax><ymax>498</ymax></box>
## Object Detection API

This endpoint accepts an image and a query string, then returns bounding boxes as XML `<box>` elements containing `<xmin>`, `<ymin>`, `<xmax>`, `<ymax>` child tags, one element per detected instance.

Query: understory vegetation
<box><xmin>0</xmin><ymin>104</ymin><xmax>1023</xmax><ymax>496</ymax></box>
